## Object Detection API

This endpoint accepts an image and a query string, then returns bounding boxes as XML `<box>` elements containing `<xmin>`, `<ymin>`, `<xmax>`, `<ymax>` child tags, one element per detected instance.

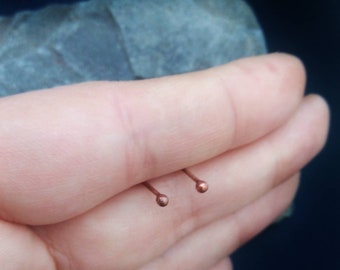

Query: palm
<box><xmin>0</xmin><ymin>54</ymin><xmax>328</xmax><ymax>270</ymax></box>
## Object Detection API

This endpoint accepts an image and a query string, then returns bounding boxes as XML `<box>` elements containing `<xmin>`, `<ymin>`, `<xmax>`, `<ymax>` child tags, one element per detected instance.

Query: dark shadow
<box><xmin>0</xmin><ymin>0</ymin><xmax>88</xmax><ymax>16</ymax></box>
<box><xmin>233</xmin><ymin>1</ymin><xmax>339</xmax><ymax>269</ymax></box>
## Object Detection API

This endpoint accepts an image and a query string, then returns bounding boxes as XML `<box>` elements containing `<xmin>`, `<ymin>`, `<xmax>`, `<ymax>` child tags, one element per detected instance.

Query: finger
<box><xmin>208</xmin><ymin>258</ymin><xmax>233</xmax><ymax>270</ymax></box>
<box><xmin>0</xmin><ymin>53</ymin><xmax>306</xmax><ymax>224</ymax></box>
<box><xmin>0</xmin><ymin>220</ymin><xmax>55</xmax><ymax>270</ymax></box>
<box><xmin>142</xmin><ymin>175</ymin><xmax>299</xmax><ymax>270</ymax></box>
<box><xmin>34</xmin><ymin>95</ymin><xmax>328</xmax><ymax>270</ymax></box>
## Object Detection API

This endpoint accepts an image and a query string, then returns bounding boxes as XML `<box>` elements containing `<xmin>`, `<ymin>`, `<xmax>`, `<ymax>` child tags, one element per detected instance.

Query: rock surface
<box><xmin>0</xmin><ymin>0</ymin><xmax>266</xmax><ymax>96</ymax></box>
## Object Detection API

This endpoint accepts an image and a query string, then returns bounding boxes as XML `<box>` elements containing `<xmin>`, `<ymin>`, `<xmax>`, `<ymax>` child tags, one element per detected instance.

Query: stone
<box><xmin>0</xmin><ymin>0</ymin><xmax>266</xmax><ymax>96</ymax></box>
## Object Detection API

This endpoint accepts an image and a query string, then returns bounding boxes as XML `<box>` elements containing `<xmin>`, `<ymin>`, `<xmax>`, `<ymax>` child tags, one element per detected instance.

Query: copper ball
<box><xmin>196</xmin><ymin>180</ymin><xmax>209</xmax><ymax>193</ymax></box>
<box><xmin>156</xmin><ymin>194</ymin><xmax>169</xmax><ymax>207</ymax></box>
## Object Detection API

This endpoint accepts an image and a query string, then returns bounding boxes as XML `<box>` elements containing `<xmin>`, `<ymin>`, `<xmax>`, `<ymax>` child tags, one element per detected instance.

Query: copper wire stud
<box><xmin>143</xmin><ymin>181</ymin><xmax>169</xmax><ymax>207</ymax></box>
<box><xmin>182</xmin><ymin>168</ymin><xmax>209</xmax><ymax>193</ymax></box>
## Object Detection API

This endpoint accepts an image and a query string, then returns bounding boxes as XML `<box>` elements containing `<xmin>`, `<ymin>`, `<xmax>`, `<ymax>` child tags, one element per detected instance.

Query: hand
<box><xmin>0</xmin><ymin>54</ymin><xmax>329</xmax><ymax>270</ymax></box>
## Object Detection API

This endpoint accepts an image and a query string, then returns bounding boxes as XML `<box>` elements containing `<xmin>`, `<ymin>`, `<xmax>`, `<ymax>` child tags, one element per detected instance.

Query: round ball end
<box><xmin>156</xmin><ymin>194</ymin><xmax>169</xmax><ymax>207</ymax></box>
<box><xmin>196</xmin><ymin>181</ymin><xmax>209</xmax><ymax>193</ymax></box>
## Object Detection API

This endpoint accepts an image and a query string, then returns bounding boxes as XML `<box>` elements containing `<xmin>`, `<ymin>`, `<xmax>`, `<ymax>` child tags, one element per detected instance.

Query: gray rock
<box><xmin>0</xmin><ymin>0</ymin><xmax>266</xmax><ymax>96</ymax></box>
<box><xmin>110</xmin><ymin>0</ymin><xmax>266</xmax><ymax>78</ymax></box>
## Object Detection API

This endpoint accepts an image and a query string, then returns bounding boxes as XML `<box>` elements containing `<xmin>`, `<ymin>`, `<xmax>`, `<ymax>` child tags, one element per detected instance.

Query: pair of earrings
<box><xmin>143</xmin><ymin>168</ymin><xmax>208</xmax><ymax>207</ymax></box>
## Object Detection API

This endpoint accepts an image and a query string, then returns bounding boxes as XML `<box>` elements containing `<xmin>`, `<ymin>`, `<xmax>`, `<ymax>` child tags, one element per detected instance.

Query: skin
<box><xmin>0</xmin><ymin>54</ymin><xmax>329</xmax><ymax>270</ymax></box>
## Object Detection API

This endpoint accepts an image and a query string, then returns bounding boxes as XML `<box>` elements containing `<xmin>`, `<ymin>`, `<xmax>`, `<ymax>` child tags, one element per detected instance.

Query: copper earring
<box><xmin>143</xmin><ymin>181</ymin><xmax>169</xmax><ymax>207</ymax></box>
<box><xmin>143</xmin><ymin>168</ymin><xmax>208</xmax><ymax>207</ymax></box>
<box><xmin>182</xmin><ymin>168</ymin><xmax>208</xmax><ymax>193</ymax></box>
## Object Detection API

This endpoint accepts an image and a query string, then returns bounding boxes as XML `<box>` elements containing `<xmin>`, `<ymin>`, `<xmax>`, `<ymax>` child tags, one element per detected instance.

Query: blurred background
<box><xmin>0</xmin><ymin>1</ymin><xmax>338</xmax><ymax>269</ymax></box>
<box><xmin>234</xmin><ymin>1</ymin><xmax>339</xmax><ymax>269</ymax></box>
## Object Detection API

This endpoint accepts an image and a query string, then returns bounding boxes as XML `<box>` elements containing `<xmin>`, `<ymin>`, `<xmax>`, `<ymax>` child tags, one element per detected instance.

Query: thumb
<box><xmin>0</xmin><ymin>53</ymin><xmax>305</xmax><ymax>225</ymax></box>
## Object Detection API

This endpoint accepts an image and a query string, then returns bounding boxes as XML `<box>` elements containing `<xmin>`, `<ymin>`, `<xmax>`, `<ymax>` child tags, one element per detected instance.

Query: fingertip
<box><xmin>270</xmin><ymin>52</ymin><xmax>306</xmax><ymax>90</ymax></box>
<box><xmin>209</xmin><ymin>258</ymin><xmax>233</xmax><ymax>270</ymax></box>
<box><xmin>273</xmin><ymin>94</ymin><xmax>330</xmax><ymax>180</ymax></box>
<box><xmin>302</xmin><ymin>94</ymin><xmax>330</xmax><ymax>151</ymax></box>
<box><xmin>234</xmin><ymin>53</ymin><xmax>306</xmax><ymax>97</ymax></box>
<box><xmin>267</xmin><ymin>52</ymin><xmax>306</xmax><ymax>74</ymax></box>
<box><xmin>304</xmin><ymin>94</ymin><xmax>330</xmax><ymax>120</ymax></box>
<box><xmin>257</xmin><ymin>53</ymin><xmax>307</xmax><ymax>98</ymax></box>
<box><xmin>213</xmin><ymin>53</ymin><xmax>307</xmax><ymax>147</ymax></box>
